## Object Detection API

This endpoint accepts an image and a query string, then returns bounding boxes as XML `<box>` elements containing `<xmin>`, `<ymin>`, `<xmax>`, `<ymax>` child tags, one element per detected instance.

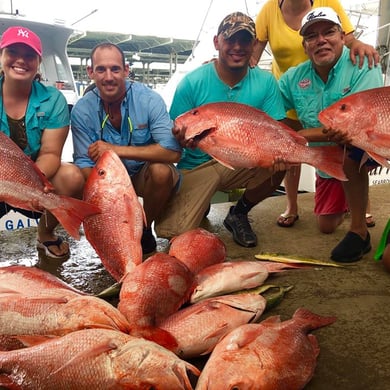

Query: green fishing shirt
<box><xmin>170</xmin><ymin>62</ymin><xmax>286</xmax><ymax>170</ymax></box>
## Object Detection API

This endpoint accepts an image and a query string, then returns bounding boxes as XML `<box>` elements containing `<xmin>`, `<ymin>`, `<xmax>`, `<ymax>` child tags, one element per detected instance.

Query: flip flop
<box><xmin>365</xmin><ymin>213</ymin><xmax>376</xmax><ymax>228</ymax></box>
<box><xmin>277</xmin><ymin>213</ymin><xmax>299</xmax><ymax>228</ymax></box>
<box><xmin>37</xmin><ymin>237</ymin><xmax>70</xmax><ymax>260</ymax></box>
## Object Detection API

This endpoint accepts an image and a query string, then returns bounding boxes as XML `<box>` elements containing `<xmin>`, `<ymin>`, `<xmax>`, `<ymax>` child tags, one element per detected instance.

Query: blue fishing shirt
<box><xmin>170</xmin><ymin>62</ymin><xmax>286</xmax><ymax>170</ymax></box>
<box><xmin>0</xmin><ymin>77</ymin><xmax>70</xmax><ymax>161</ymax></box>
<box><xmin>71</xmin><ymin>80</ymin><xmax>181</xmax><ymax>176</ymax></box>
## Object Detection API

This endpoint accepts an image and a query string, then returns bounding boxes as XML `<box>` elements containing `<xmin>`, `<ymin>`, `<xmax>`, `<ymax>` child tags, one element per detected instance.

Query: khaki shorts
<box><xmin>131</xmin><ymin>162</ymin><xmax>180</xmax><ymax>197</ymax></box>
<box><xmin>154</xmin><ymin>160</ymin><xmax>272</xmax><ymax>238</ymax></box>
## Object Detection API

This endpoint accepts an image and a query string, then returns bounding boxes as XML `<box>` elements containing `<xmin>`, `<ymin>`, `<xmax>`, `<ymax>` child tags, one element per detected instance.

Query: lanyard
<box><xmin>99</xmin><ymin>83</ymin><xmax>133</xmax><ymax>144</ymax></box>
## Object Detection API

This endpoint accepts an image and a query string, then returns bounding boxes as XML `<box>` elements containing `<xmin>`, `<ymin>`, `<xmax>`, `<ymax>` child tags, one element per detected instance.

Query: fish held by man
<box><xmin>195</xmin><ymin>308</ymin><xmax>336</xmax><ymax>390</ymax></box>
<box><xmin>0</xmin><ymin>132</ymin><xmax>100</xmax><ymax>240</ymax></box>
<box><xmin>83</xmin><ymin>150</ymin><xmax>145</xmax><ymax>281</ymax></box>
<box><xmin>318</xmin><ymin>86</ymin><xmax>390</xmax><ymax>167</ymax></box>
<box><xmin>0</xmin><ymin>328</ymin><xmax>199</xmax><ymax>390</ymax></box>
<box><xmin>176</xmin><ymin>102</ymin><xmax>347</xmax><ymax>181</ymax></box>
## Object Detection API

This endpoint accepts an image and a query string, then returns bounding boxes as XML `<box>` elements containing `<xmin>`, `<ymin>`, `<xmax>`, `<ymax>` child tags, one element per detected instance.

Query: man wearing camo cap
<box><xmin>217</xmin><ymin>11</ymin><xmax>256</xmax><ymax>39</ymax></box>
<box><xmin>155</xmin><ymin>12</ymin><xmax>287</xmax><ymax>249</ymax></box>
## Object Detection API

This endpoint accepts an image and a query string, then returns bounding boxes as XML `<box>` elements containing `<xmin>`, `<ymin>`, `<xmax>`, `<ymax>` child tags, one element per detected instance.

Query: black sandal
<box><xmin>37</xmin><ymin>237</ymin><xmax>70</xmax><ymax>260</ymax></box>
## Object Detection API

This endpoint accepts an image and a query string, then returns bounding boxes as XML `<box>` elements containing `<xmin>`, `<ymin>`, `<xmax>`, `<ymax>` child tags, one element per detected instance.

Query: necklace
<box><xmin>0</xmin><ymin>85</ymin><xmax>28</xmax><ymax>150</ymax></box>
<box><xmin>7</xmin><ymin>115</ymin><xmax>27</xmax><ymax>150</ymax></box>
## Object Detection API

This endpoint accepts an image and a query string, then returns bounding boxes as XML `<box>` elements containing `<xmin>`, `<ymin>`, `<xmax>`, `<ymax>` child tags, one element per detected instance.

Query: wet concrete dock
<box><xmin>0</xmin><ymin>183</ymin><xmax>389</xmax><ymax>389</ymax></box>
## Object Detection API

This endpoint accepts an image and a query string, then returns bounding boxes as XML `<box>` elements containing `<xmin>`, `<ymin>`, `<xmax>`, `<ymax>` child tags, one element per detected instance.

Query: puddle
<box><xmin>0</xmin><ymin>227</ymin><xmax>168</xmax><ymax>295</ymax></box>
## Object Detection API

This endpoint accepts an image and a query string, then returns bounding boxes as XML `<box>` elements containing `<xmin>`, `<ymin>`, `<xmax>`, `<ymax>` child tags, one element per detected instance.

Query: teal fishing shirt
<box><xmin>279</xmin><ymin>47</ymin><xmax>383</xmax><ymax>177</ymax></box>
<box><xmin>0</xmin><ymin>77</ymin><xmax>70</xmax><ymax>161</ymax></box>
<box><xmin>170</xmin><ymin>62</ymin><xmax>286</xmax><ymax>170</ymax></box>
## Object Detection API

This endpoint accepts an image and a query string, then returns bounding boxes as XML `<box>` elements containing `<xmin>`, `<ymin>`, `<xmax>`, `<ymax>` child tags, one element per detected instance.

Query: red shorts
<box><xmin>314</xmin><ymin>175</ymin><xmax>348</xmax><ymax>216</ymax></box>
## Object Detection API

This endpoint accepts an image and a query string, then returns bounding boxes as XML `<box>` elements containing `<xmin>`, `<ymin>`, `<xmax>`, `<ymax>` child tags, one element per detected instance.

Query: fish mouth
<box><xmin>192</xmin><ymin>128</ymin><xmax>213</xmax><ymax>142</ymax></box>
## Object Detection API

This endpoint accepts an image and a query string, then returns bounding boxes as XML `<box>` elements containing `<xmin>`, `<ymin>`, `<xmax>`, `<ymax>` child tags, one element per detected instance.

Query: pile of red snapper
<box><xmin>0</xmin><ymin>148</ymin><xmax>337</xmax><ymax>388</ymax></box>
<box><xmin>0</xmin><ymin>227</ymin><xmax>336</xmax><ymax>389</ymax></box>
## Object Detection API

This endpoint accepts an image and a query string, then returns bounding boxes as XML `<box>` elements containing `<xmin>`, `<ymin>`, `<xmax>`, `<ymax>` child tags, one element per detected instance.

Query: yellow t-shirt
<box><xmin>256</xmin><ymin>0</ymin><xmax>355</xmax><ymax>79</ymax></box>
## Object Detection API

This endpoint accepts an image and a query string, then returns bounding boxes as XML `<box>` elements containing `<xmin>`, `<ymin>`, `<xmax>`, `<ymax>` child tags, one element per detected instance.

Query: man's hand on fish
<box><xmin>172</xmin><ymin>123</ymin><xmax>198</xmax><ymax>149</ymax></box>
<box><xmin>88</xmin><ymin>140</ymin><xmax>113</xmax><ymax>162</ymax></box>
<box><xmin>322</xmin><ymin>127</ymin><xmax>353</xmax><ymax>145</ymax></box>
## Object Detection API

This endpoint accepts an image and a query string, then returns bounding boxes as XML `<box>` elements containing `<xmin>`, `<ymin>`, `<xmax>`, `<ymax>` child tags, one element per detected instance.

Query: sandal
<box><xmin>277</xmin><ymin>213</ymin><xmax>299</xmax><ymax>228</ymax></box>
<box><xmin>365</xmin><ymin>213</ymin><xmax>376</xmax><ymax>228</ymax></box>
<box><xmin>37</xmin><ymin>237</ymin><xmax>70</xmax><ymax>260</ymax></box>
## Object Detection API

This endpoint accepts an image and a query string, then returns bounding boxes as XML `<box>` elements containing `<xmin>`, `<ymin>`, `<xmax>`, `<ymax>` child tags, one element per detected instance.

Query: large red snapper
<box><xmin>0</xmin><ymin>328</ymin><xmax>200</xmax><ymax>389</ymax></box>
<box><xmin>158</xmin><ymin>293</ymin><xmax>267</xmax><ymax>359</ymax></box>
<box><xmin>195</xmin><ymin>308</ymin><xmax>336</xmax><ymax>390</ymax></box>
<box><xmin>168</xmin><ymin>228</ymin><xmax>227</xmax><ymax>274</ymax></box>
<box><xmin>0</xmin><ymin>265</ymin><xmax>85</xmax><ymax>298</ymax></box>
<box><xmin>83</xmin><ymin>150</ymin><xmax>145</xmax><ymax>281</ymax></box>
<box><xmin>318</xmin><ymin>86</ymin><xmax>390</xmax><ymax>167</ymax></box>
<box><xmin>0</xmin><ymin>294</ymin><xmax>131</xmax><ymax>336</ymax></box>
<box><xmin>176</xmin><ymin>102</ymin><xmax>347</xmax><ymax>181</ymax></box>
<box><xmin>118</xmin><ymin>252</ymin><xmax>194</xmax><ymax>349</ymax></box>
<box><xmin>0</xmin><ymin>132</ymin><xmax>100</xmax><ymax>240</ymax></box>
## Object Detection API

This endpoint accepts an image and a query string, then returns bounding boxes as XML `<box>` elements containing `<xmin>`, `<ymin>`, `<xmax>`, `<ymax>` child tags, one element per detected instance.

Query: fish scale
<box><xmin>0</xmin><ymin>132</ymin><xmax>100</xmax><ymax>239</ymax></box>
<box><xmin>83</xmin><ymin>150</ymin><xmax>145</xmax><ymax>281</ymax></box>
<box><xmin>0</xmin><ymin>328</ymin><xmax>199</xmax><ymax>389</ymax></box>
<box><xmin>318</xmin><ymin>86</ymin><xmax>390</xmax><ymax>167</ymax></box>
<box><xmin>195</xmin><ymin>308</ymin><xmax>336</xmax><ymax>389</ymax></box>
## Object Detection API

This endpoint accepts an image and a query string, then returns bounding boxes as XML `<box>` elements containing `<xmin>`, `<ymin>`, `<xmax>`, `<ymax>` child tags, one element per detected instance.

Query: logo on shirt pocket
<box><xmin>298</xmin><ymin>78</ymin><xmax>311</xmax><ymax>89</ymax></box>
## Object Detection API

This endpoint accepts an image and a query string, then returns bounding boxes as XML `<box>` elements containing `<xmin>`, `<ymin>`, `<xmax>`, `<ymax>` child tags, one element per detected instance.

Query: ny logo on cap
<box><xmin>306</xmin><ymin>11</ymin><xmax>327</xmax><ymax>21</ymax></box>
<box><xmin>17</xmin><ymin>28</ymin><xmax>30</xmax><ymax>39</ymax></box>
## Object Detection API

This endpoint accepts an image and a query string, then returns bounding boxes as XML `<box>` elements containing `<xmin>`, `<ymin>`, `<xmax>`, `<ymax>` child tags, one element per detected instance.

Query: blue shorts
<box><xmin>348</xmin><ymin>146</ymin><xmax>379</xmax><ymax>168</ymax></box>
<box><xmin>0</xmin><ymin>202</ymin><xmax>42</xmax><ymax>219</ymax></box>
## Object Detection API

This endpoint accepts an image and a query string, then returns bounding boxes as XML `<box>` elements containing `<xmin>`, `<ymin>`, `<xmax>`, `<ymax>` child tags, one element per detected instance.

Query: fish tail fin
<box><xmin>50</xmin><ymin>197</ymin><xmax>101</xmax><ymax>240</ymax></box>
<box><xmin>366</xmin><ymin>151</ymin><xmax>390</xmax><ymax>168</ymax></box>
<box><xmin>132</xmin><ymin>326</ymin><xmax>178</xmax><ymax>352</ymax></box>
<box><xmin>308</xmin><ymin>145</ymin><xmax>347</xmax><ymax>181</ymax></box>
<box><xmin>293</xmin><ymin>308</ymin><xmax>337</xmax><ymax>330</ymax></box>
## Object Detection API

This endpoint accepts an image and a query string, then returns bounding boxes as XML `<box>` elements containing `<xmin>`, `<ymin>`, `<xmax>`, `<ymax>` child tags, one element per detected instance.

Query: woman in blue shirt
<box><xmin>0</xmin><ymin>26</ymin><xmax>85</xmax><ymax>260</ymax></box>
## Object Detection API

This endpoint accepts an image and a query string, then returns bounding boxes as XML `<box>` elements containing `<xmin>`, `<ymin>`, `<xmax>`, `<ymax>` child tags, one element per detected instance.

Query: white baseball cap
<box><xmin>300</xmin><ymin>7</ymin><xmax>342</xmax><ymax>36</ymax></box>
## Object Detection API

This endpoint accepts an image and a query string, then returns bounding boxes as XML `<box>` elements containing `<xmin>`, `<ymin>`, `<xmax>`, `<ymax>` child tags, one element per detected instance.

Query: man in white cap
<box><xmin>279</xmin><ymin>7</ymin><xmax>383</xmax><ymax>262</ymax></box>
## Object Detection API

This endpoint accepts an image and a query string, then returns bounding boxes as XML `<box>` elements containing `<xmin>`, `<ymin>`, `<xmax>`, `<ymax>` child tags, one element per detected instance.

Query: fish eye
<box><xmin>97</xmin><ymin>168</ymin><xmax>106</xmax><ymax>176</ymax></box>
<box><xmin>340</xmin><ymin>104</ymin><xmax>347</xmax><ymax>111</ymax></box>
<box><xmin>192</xmin><ymin>109</ymin><xmax>199</xmax><ymax>116</ymax></box>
